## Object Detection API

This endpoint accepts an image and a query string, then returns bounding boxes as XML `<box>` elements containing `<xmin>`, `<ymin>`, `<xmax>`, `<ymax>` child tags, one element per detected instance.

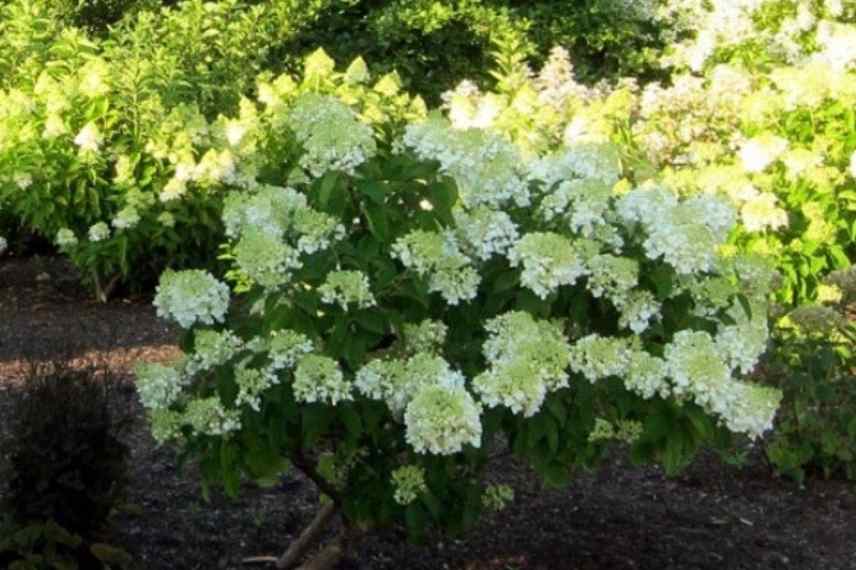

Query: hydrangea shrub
<box><xmin>137</xmin><ymin>98</ymin><xmax>781</xmax><ymax>540</ymax></box>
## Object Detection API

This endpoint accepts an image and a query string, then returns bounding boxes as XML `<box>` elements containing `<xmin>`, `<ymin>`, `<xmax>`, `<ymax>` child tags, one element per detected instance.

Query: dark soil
<box><xmin>1</xmin><ymin>256</ymin><xmax>854</xmax><ymax>570</ymax></box>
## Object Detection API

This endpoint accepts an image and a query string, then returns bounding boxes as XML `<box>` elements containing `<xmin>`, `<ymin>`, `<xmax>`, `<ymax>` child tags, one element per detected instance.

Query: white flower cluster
<box><xmin>403</xmin><ymin>319</ymin><xmax>448</xmax><ymax>354</ymax></box>
<box><xmin>153</xmin><ymin>269</ymin><xmax>230</xmax><ymax>329</ymax></box>
<box><xmin>529</xmin><ymin>143</ymin><xmax>622</xmax><ymax>188</ymax></box>
<box><xmin>318</xmin><ymin>270</ymin><xmax>376</xmax><ymax>311</ymax></box>
<box><xmin>618</xmin><ymin>187</ymin><xmax>735</xmax><ymax>274</ymax></box>
<box><xmin>135</xmin><ymin>362</ymin><xmax>184</xmax><ymax>410</ymax></box>
<box><xmin>508</xmin><ymin>232</ymin><xmax>587</xmax><ymax>299</ymax></box>
<box><xmin>234</xmin><ymin>228</ymin><xmax>302</xmax><ymax>289</ymax></box>
<box><xmin>539</xmin><ymin>178</ymin><xmax>613</xmax><ymax>237</ymax></box>
<box><xmin>355</xmin><ymin>352</ymin><xmax>465</xmax><ymax>416</ymax></box>
<box><xmin>570</xmin><ymin>334</ymin><xmax>632</xmax><ymax>382</ymax></box>
<box><xmin>664</xmin><ymin>330</ymin><xmax>779</xmax><ymax>438</ymax></box>
<box><xmin>234</xmin><ymin>359</ymin><xmax>279</xmax><ymax>411</ymax></box>
<box><xmin>287</xmin><ymin>94</ymin><xmax>377</xmax><ymax>177</ymax></box>
<box><xmin>293</xmin><ymin>354</ymin><xmax>352</xmax><ymax>405</ymax></box>
<box><xmin>473</xmin><ymin>312</ymin><xmax>572</xmax><ymax>417</ymax></box>
<box><xmin>402</xmin><ymin>118</ymin><xmax>530</xmax><ymax>208</ymax></box>
<box><xmin>186</xmin><ymin>329</ymin><xmax>244</xmax><ymax>375</ymax></box>
<box><xmin>453</xmin><ymin>206</ymin><xmax>519</xmax><ymax>261</ymax></box>
<box><xmin>404</xmin><ymin>383</ymin><xmax>482</xmax><ymax>455</ymax></box>
<box><xmin>267</xmin><ymin>329</ymin><xmax>314</xmax><ymax>370</ymax></box>
<box><xmin>392</xmin><ymin>229</ymin><xmax>480</xmax><ymax>304</ymax></box>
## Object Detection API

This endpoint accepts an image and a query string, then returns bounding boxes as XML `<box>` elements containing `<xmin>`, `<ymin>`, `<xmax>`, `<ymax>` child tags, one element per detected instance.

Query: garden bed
<box><xmin>1</xmin><ymin>256</ymin><xmax>854</xmax><ymax>570</ymax></box>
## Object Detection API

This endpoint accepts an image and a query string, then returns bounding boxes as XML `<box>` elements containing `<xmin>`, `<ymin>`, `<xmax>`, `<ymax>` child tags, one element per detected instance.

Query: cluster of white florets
<box><xmin>318</xmin><ymin>270</ymin><xmax>376</xmax><ymax>311</ymax></box>
<box><xmin>287</xmin><ymin>94</ymin><xmax>377</xmax><ymax>177</ymax></box>
<box><xmin>474</xmin><ymin>312</ymin><xmax>572</xmax><ymax>417</ymax></box>
<box><xmin>392</xmin><ymin>229</ymin><xmax>480</xmax><ymax>304</ymax></box>
<box><xmin>154</xmin><ymin>269</ymin><xmax>230</xmax><ymax>329</ymax></box>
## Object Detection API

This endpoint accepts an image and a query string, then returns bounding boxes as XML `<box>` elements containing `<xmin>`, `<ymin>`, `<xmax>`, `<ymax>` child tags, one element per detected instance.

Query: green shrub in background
<box><xmin>764</xmin><ymin>268</ymin><xmax>856</xmax><ymax>483</ymax></box>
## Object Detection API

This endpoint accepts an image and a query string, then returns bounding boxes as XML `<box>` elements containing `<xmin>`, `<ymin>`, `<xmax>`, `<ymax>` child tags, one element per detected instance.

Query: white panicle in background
<box><xmin>88</xmin><ymin>222</ymin><xmax>110</xmax><ymax>242</ymax></box>
<box><xmin>55</xmin><ymin>228</ymin><xmax>78</xmax><ymax>249</ymax></box>
<box><xmin>154</xmin><ymin>270</ymin><xmax>230</xmax><ymax>329</ymax></box>
<box><xmin>233</xmin><ymin>228</ymin><xmax>302</xmax><ymax>289</ymax></box>
<box><xmin>74</xmin><ymin>122</ymin><xmax>102</xmax><ymax>153</ymax></box>
<box><xmin>187</xmin><ymin>329</ymin><xmax>244</xmax><ymax>375</ymax></box>
<box><xmin>267</xmin><ymin>330</ymin><xmax>314</xmax><ymax>371</ymax></box>
<box><xmin>453</xmin><ymin>207</ymin><xmax>519</xmax><ymax>260</ymax></box>
<box><xmin>569</xmin><ymin>334</ymin><xmax>631</xmax><ymax>382</ymax></box>
<box><xmin>404</xmin><ymin>319</ymin><xmax>448</xmax><ymax>354</ymax></box>
<box><xmin>739</xmin><ymin>134</ymin><xmax>789</xmax><ymax>173</ymax></box>
<box><xmin>112</xmin><ymin>206</ymin><xmax>141</xmax><ymax>231</ymax></box>
<box><xmin>183</xmin><ymin>397</ymin><xmax>242</xmax><ymax>436</ymax></box>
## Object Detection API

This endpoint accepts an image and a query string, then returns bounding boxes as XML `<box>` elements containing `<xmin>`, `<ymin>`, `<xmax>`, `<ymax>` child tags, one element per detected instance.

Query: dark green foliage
<box><xmin>763</xmin><ymin>325</ymin><xmax>856</xmax><ymax>483</ymax></box>
<box><xmin>2</xmin><ymin>361</ymin><xmax>132</xmax><ymax>537</ymax></box>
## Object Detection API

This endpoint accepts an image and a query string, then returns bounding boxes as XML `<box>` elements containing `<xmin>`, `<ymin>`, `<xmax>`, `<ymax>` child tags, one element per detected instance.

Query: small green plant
<box><xmin>763</xmin><ymin>267</ymin><xmax>856</xmax><ymax>483</ymax></box>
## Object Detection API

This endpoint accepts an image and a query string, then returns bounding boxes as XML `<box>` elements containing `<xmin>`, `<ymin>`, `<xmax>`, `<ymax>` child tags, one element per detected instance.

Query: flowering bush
<box><xmin>0</xmin><ymin>27</ymin><xmax>423</xmax><ymax>297</ymax></box>
<box><xmin>137</xmin><ymin>88</ymin><xmax>782</xmax><ymax>560</ymax></box>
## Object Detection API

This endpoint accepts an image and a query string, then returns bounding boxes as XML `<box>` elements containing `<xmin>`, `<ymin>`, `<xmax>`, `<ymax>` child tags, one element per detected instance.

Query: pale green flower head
<box><xmin>586</xmin><ymin>254</ymin><xmax>639</xmax><ymax>301</ymax></box>
<box><xmin>267</xmin><ymin>329</ymin><xmax>314</xmax><ymax>371</ymax></box>
<box><xmin>154</xmin><ymin>269</ymin><xmax>230</xmax><ymax>329</ymax></box>
<box><xmin>149</xmin><ymin>408</ymin><xmax>184</xmax><ymax>444</ymax></box>
<box><xmin>234</xmin><ymin>361</ymin><xmax>277</xmax><ymax>411</ymax></box>
<box><xmin>293</xmin><ymin>354</ymin><xmax>352</xmax><ymax>405</ymax></box>
<box><xmin>234</xmin><ymin>228</ymin><xmax>301</xmax><ymax>289</ymax></box>
<box><xmin>617</xmin><ymin>290</ymin><xmax>661</xmax><ymax>334</ymax></box>
<box><xmin>508</xmin><ymin>232</ymin><xmax>587</xmax><ymax>299</ymax></box>
<box><xmin>625</xmin><ymin>350</ymin><xmax>669</xmax><ymax>399</ymax></box>
<box><xmin>291</xmin><ymin>207</ymin><xmax>346</xmax><ymax>254</ymax></box>
<box><xmin>112</xmin><ymin>206</ymin><xmax>141</xmax><ymax>231</ymax></box>
<box><xmin>391</xmin><ymin>465</ymin><xmax>427</xmax><ymax>506</ymax></box>
<box><xmin>570</xmin><ymin>334</ymin><xmax>631</xmax><ymax>383</ymax></box>
<box><xmin>183</xmin><ymin>397</ymin><xmax>241</xmax><ymax>436</ymax></box>
<box><xmin>404</xmin><ymin>383</ymin><xmax>482</xmax><ymax>455</ymax></box>
<box><xmin>318</xmin><ymin>270</ymin><xmax>376</xmax><ymax>311</ymax></box>
<box><xmin>55</xmin><ymin>228</ymin><xmax>78</xmax><ymax>249</ymax></box>
<box><xmin>188</xmin><ymin>329</ymin><xmax>244</xmax><ymax>375</ymax></box>
<box><xmin>135</xmin><ymin>362</ymin><xmax>183</xmax><ymax>410</ymax></box>
<box><xmin>404</xmin><ymin>319</ymin><xmax>448</xmax><ymax>354</ymax></box>
<box><xmin>88</xmin><ymin>222</ymin><xmax>110</xmax><ymax>242</ymax></box>
<box><xmin>288</xmin><ymin>94</ymin><xmax>377</xmax><ymax>177</ymax></box>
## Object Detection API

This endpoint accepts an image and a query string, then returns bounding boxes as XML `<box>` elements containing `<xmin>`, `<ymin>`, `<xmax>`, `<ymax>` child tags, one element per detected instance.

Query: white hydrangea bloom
<box><xmin>402</xmin><ymin>118</ymin><xmax>530</xmax><ymax>208</ymax></box>
<box><xmin>267</xmin><ymin>330</ymin><xmax>314</xmax><ymax>371</ymax></box>
<box><xmin>14</xmin><ymin>173</ymin><xmax>32</xmax><ymax>190</ymax></box>
<box><xmin>222</xmin><ymin>186</ymin><xmax>307</xmax><ymax>239</ymax></box>
<box><xmin>615</xmin><ymin>185</ymin><xmax>678</xmax><ymax>227</ymax></box>
<box><xmin>403</xmin><ymin>319</ymin><xmax>448</xmax><ymax>354</ymax></box>
<box><xmin>624</xmin><ymin>350</ymin><xmax>670</xmax><ymax>399</ymax></box>
<box><xmin>318</xmin><ymin>270</ymin><xmax>376</xmax><ymax>311</ymax></box>
<box><xmin>293</xmin><ymin>354</ymin><xmax>352</xmax><ymax>405</ymax></box>
<box><xmin>292</xmin><ymin>207</ymin><xmax>346</xmax><ymax>255</ymax></box>
<box><xmin>539</xmin><ymin>178</ymin><xmax>612</xmax><ymax>236</ymax></box>
<box><xmin>183</xmin><ymin>397</ymin><xmax>241</xmax><ymax>436</ymax></box>
<box><xmin>154</xmin><ymin>269</ymin><xmax>230</xmax><ymax>329</ymax></box>
<box><xmin>234</xmin><ymin>228</ymin><xmax>302</xmax><ymax>289</ymax></box>
<box><xmin>569</xmin><ymin>334</ymin><xmax>632</xmax><ymax>382</ymax></box>
<box><xmin>135</xmin><ymin>362</ymin><xmax>184</xmax><ymax>410</ymax></box>
<box><xmin>404</xmin><ymin>383</ymin><xmax>482</xmax><ymax>455</ymax></box>
<box><xmin>617</xmin><ymin>290</ymin><xmax>661</xmax><ymax>333</ymax></box>
<box><xmin>186</xmin><ymin>329</ymin><xmax>244</xmax><ymax>375</ymax></box>
<box><xmin>55</xmin><ymin>228</ymin><xmax>78</xmax><ymax>248</ymax></box>
<box><xmin>720</xmin><ymin>382</ymin><xmax>781</xmax><ymax>439</ymax></box>
<box><xmin>288</xmin><ymin>94</ymin><xmax>377</xmax><ymax>177</ymax></box>
<box><xmin>529</xmin><ymin>143</ymin><xmax>622</xmax><ymax>188</ymax></box>
<box><xmin>355</xmin><ymin>353</ymin><xmax>465</xmax><ymax>416</ymax></box>
<box><xmin>392</xmin><ymin>230</ymin><xmax>480</xmax><ymax>305</ymax></box>
<box><xmin>740</xmin><ymin>192</ymin><xmax>789</xmax><ymax>232</ymax></box>
<box><xmin>88</xmin><ymin>222</ymin><xmax>110</xmax><ymax>242</ymax></box>
<box><xmin>112</xmin><ymin>206</ymin><xmax>141</xmax><ymax>231</ymax></box>
<box><xmin>508</xmin><ymin>232</ymin><xmax>587</xmax><ymax>299</ymax></box>
<box><xmin>453</xmin><ymin>206</ymin><xmax>519</xmax><ymax>260</ymax></box>
<box><xmin>586</xmin><ymin>254</ymin><xmax>639</xmax><ymax>301</ymax></box>
<box><xmin>234</xmin><ymin>360</ymin><xmax>279</xmax><ymax>411</ymax></box>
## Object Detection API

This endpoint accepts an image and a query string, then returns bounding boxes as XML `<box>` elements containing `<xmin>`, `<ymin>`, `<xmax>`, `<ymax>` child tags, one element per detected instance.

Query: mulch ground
<box><xmin>1</xmin><ymin>255</ymin><xmax>854</xmax><ymax>570</ymax></box>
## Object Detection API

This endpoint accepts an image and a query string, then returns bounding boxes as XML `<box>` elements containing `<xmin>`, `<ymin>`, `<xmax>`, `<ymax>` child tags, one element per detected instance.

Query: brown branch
<box><xmin>277</xmin><ymin>501</ymin><xmax>339</xmax><ymax>569</ymax></box>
